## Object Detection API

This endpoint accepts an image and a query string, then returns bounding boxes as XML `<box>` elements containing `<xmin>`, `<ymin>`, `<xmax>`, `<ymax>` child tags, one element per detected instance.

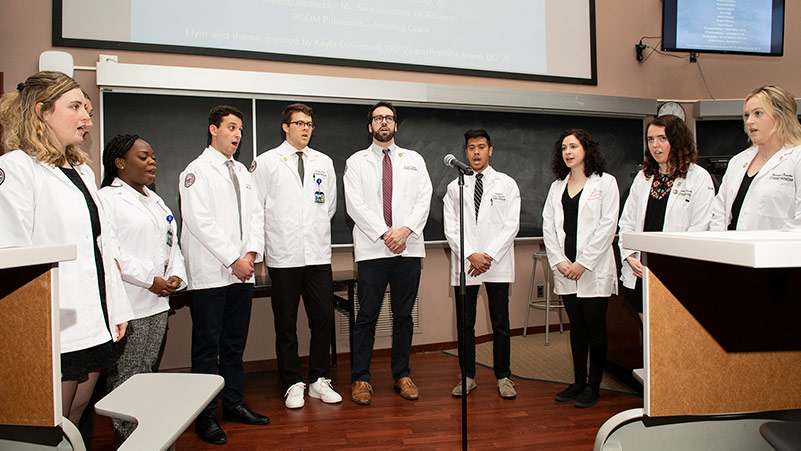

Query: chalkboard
<box><xmin>696</xmin><ymin>119</ymin><xmax>750</xmax><ymax>157</ymax></box>
<box><xmin>103</xmin><ymin>92</ymin><xmax>644</xmax><ymax>244</ymax></box>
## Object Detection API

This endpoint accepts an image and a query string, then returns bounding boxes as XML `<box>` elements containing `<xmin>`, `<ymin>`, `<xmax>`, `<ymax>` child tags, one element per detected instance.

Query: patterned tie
<box><xmin>296</xmin><ymin>151</ymin><xmax>304</xmax><ymax>186</ymax></box>
<box><xmin>474</xmin><ymin>172</ymin><xmax>484</xmax><ymax>221</ymax></box>
<box><xmin>225</xmin><ymin>160</ymin><xmax>243</xmax><ymax>237</ymax></box>
<box><xmin>382</xmin><ymin>148</ymin><xmax>392</xmax><ymax>228</ymax></box>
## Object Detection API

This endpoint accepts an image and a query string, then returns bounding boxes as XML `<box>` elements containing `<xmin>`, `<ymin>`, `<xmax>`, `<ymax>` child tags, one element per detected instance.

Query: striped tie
<box><xmin>474</xmin><ymin>173</ymin><xmax>483</xmax><ymax>221</ymax></box>
<box><xmin>382</xmin><ymin>148</ymin><xmax>392</xmax><ymax>228</ymax></box>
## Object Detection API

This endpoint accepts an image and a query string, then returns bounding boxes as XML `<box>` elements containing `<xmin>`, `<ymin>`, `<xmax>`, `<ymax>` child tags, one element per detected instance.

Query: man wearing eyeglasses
<box><xmin>251</xmin><ymin>103</ymin><xmax>342</xmax><ymax>410</ymax></box>
<box><xmin>344</xmin><ymin>101</ymin><xmax>433</xmax><ymax>405</ymax></box>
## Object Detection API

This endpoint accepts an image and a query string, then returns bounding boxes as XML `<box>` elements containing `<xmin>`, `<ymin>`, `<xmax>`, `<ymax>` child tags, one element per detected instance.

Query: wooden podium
<box><xmin>594</xmin><ymin>231</ymin><xmax>801</xmax><ymax>450</ymax></box>
<box><xmin>0</xmin><ymin>244</ymin><xmax>75</xmax><ymax>427</ymax></box>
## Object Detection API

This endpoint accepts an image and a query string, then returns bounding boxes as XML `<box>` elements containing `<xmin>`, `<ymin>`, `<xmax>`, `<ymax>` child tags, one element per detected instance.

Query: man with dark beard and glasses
<box><xmin>343</xmin><ymin>101</ymin><xmax>432</xmax><ymax>405</ymax></box>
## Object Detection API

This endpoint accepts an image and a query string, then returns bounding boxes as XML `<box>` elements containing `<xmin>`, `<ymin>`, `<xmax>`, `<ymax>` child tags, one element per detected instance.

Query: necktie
<box><xmin>225</xmin><ymin>160</ymin><xmax>243</xmax><ymax>237</ymax></box>
<box><xmin>296</xmin><ymin>151</ymin><xmax>304</xmax><ymax>185</ymax></box>
<box><xmin>382</xmin><ymin>149</ymin><xmax>392</xmax><ymax>228</ymax></box>
<box><xmin>474</xmin><ymin>173</ymin><xmax>484</xmax><ymax>221</ymax></box>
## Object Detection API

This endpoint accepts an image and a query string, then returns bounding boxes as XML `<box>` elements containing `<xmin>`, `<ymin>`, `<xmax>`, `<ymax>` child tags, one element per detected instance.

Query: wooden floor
<box><xmin>90</xmin><ymin>351</ymin><xmax>642</xmax><ymax>450</ymax></box>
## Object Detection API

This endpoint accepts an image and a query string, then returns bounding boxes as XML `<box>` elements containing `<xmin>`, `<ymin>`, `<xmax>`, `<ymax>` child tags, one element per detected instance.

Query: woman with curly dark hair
<box><xmin>618</xmin><ymin>115</ymin><xmax>714</xmax><ymax>320</ymax></box>
<box><xmin>542</xmin><ymin>129</ymin><xmax>619</xmax><ymax>408</ymax></box>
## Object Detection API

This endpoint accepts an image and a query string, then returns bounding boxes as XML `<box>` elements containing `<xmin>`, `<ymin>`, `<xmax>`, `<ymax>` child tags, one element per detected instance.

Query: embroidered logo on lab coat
<box><xmin>0</xmin><ymin>168</ymin><xmax>5</xmax><ymax>186</ymax></box>
<box><xmin>184</xmin><ymin>173</ymin><xmax>196</xmax><ymax>188</ymax></box>
<box><xmin>587</xmin><ymin>188</ymin><xmax>602</xmax><ymax>201</ymax></box>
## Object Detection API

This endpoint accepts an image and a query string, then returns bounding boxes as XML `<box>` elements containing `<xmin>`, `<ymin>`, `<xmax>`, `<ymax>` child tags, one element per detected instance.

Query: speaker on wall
<box><xmin>38</xmin><ymin>51</ymin><xmax>74</xmax><ymax>77</ymax></box>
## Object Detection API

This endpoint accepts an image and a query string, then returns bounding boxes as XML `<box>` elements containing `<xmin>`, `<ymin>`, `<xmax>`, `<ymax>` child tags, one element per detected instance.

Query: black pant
<box><xmin>190</xmin><ymin>283</ymin><xmax>253</xmax><ymax>416</ymax></box>
<box><xmin>453</xmin><ymin>283</ymin><xmax>511</xmax><ymax>379</ymax></box>
<box><xmin>352</xmin><ymin>257</ymin><xmax>421</xmax><ymax>382</ymax></box>
<box><xmin>561</xmin><ymin>294</ymin><xmax>609</xmax><ymax>389</ymax></box>
<box><xmin>625</xmin><ymin>278</ymin><xmax>644</xmax><ymax>314</ymax></box>
<box><xmin>268</xmin><ymin>265</ymin><xmax>333</xmax><ymax>386</ymax></box>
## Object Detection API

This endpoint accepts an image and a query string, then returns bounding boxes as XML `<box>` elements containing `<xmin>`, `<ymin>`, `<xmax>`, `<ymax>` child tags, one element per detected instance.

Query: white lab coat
<box><xmin>443</xmin><ymin>166</ymin><xmax>520</xmax><ymax>285</ymax></box>
<box><xmin>344</xmin><ymin>143</ymin><xmax>433</xmax><ymax>262</ymax></box>
<box><xmin>0</xmin><ymin>150</ymin><xmax>133</xmax><ymax>353</ymax></box>
<box><xmin>542</xmin><ymin>172</ymin><xmax>619</xmax><ymax>297</ymax></box>
<box><xmin>618</xmin><ymin>164</ymin><xmax>715</xmax><ymax>289</ymax></box>
<box><xmin>179</xmin><ymin>147</ymin><xmax>264</xmax><ymax>290</ymax></box>
<box><xmin>710</xmin><ymin>144</ymin><xmax>801</xmax><ymax>231</ymax></box>
<box><xmin>98</xmin><ymin>178</ymin><xmax>188</xmax><ymax>319</ymax></box>
<box><xmin>251</xmin><ymin>141</ymin><xmax>336</xmax><ymax>268</ymax></box>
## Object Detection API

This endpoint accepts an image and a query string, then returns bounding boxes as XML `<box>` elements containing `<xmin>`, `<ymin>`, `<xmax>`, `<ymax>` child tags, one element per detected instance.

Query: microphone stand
<box><xmin>457</xmin><ymin>168</ymin><xmax>468</xmax><ymax>451</ymax></box>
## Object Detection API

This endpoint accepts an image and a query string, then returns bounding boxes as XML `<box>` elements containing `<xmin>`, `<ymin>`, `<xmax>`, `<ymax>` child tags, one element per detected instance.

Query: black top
<box><xmin>59</xmin><ymin>167</ymin><xmax>109</xmax><ymax>328</ymax></box>
<box><xmin>562</xmin><ymin>188</ymin><xmax>582</xmax><ymax>262</ymax></box>
<box><xmin>643</xmin><ymin>174</ymin><xmax>674</xmax><ymax>232</ymax></box>
<box><xmin>728</xmin><ymin>172</ymin><xmax>756</xmax><ymax>230</ymax></box>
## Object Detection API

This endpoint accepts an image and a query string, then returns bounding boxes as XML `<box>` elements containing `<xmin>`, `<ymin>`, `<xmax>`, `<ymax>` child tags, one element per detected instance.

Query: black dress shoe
<box><xmin>222</xmin><ymin>404</ymin><xmax>270</xmax><ymax>425</ymax></box>
<box><xmin>573</xmin><ymin>386</ymin><xmax>600</xmax><ymax>408</ymax></box>
<box><xmin>195</xmin><ymin>415</ymin><xmax>227</xmax><ymax>445</ymax></box>
<box><xmin>554</xmin><ymin>383</ymin><xmax>586</xmax><ymax>402</ymax></box>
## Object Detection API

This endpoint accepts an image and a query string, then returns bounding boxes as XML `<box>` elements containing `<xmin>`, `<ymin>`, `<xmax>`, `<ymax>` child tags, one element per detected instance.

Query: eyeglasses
<box><xmin>288</xmin><ymin>120</ymin><xmax>315</xmax><ymax>130</ymax></box>
<box><xmin>372</xmin><ymin>115</ymin><xmax>395</xmax><ymax>124</ymax></box>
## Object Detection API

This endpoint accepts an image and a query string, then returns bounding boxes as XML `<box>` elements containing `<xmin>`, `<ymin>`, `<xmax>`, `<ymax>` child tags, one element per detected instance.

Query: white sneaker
<box><xmin>284</xmin><ymin>382</ymin><xmax>306</xmax><ymax>409</ymax></box>
<box><xmin>308</xmin><ymin>377</ymin><xmax>343</xmax><ymax>404</ymax></box>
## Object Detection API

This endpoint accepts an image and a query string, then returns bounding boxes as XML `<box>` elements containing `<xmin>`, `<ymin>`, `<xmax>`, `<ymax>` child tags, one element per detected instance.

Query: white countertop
<box><xmin>620</xmin><ymin>231</ymin><xmax>801</xmax><ymax>268</ymax></box>
<box><xmin>0</xmin><ymin>244</ymin><xmax>77</xmax><ymax>270</ymax></box>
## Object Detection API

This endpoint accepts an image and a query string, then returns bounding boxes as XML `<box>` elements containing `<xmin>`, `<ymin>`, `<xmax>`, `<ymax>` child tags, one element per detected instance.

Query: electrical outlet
<box><xmin>99</xmin><ymin>54</ymin><xmax>118</xmax><ymax>63</ymax></box>
<box><xmin>537</xmin><ymin>285</ymin><xmax>544</xmax><ymax>298</ymax></box>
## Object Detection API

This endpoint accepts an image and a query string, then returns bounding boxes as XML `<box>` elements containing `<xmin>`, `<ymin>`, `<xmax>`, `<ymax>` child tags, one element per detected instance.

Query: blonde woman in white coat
<box><xmin>98</xmin><ymin>134</ymin><xmax>187</xmax><ymax>442</ymax></box>
<box><xmin>618</xmin><ymin>115</ymin><xmax>715</xmax><ymax>320</ymax></box>
<box><xmin>542</xmin><ymin>129</ymin><xmax>619</xmax><ymax>408</ymax></box>
<box><xmin>0</xmin><ymin>71</ymin><xmax>132</xmax><ymax>426</ymax></box>
<box><xmin>711</xmin><ymin>85</ymin><xmax>801</xmax><ymax>231</ymax></box>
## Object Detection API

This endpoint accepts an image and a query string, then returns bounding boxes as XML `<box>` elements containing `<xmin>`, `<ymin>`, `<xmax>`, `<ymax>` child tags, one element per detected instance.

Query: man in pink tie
<box><xmin>343</xmin><ymin>101</ymin><xmax>433</xmax><ymax>405</ymax></box>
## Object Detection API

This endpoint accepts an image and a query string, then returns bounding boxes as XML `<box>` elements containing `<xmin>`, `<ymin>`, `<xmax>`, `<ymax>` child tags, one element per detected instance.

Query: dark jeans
<box><xmin>268</xmin><ymin>264</ymin><xmax>333</xmax><ymax>386</ymax></box>
<box><xmin>190</xmin><ymin>283</ymin><xmax>253</xmax><ymax>416</ymax></box>
<box><xmin>453</xmin><ymin>283</ymin><xmax>511</xmax><ymax>379</ymax></box>
<box><xmin>561</xmin><ymin>294</ymin><xmax>609</xmax><ymax>389</ymax></box>
<box><xmin>352</xmin><ymin>257</ymin><xmax>421</xmax><ymax>382</ymax></box>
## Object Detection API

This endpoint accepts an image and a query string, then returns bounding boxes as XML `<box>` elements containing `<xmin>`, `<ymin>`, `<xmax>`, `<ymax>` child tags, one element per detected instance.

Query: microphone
<box><xmin>443</xmin><ymin>154</ymin><xmax>474</xmax><ymax>175</ymax></box>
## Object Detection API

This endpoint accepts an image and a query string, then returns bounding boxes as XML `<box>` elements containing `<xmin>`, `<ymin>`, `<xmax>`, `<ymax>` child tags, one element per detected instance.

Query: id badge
<box><xmin>314</xmin><ymin>177</ymin><xmax>325</xmax><ymax>203</ymax></box>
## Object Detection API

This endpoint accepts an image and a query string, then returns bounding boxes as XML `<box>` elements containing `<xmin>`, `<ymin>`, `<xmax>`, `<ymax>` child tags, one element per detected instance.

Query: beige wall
<box><xmin>3</xmin><ymin>0</ymin><xmax>801</xmax><ymax>369</ymax></box>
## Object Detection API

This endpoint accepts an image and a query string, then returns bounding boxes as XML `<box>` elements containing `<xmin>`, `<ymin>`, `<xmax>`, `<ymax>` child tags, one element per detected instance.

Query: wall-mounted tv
<box><xmin>662</xmin><ymin>0</ymin><xmax>784</xmax><ymax>56</ymax></box>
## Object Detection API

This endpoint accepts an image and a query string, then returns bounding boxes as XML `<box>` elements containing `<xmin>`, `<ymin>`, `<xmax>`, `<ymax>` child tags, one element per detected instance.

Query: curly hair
<box><xmin>744</xmin><ymin>85</ymin><xmax>801</xmax><ymax>147</ymax></box>
<box><xmin>643</xmin><ymin>115</ymin><xmax>696</xmax><ymax>178</ymax></box>
<box><xmin>0</xmin><ymin>71</ymin><xmax>89</xmax><ymax>167</ymax></box>
<box><xmin>101</xmin><ymin>134</ymin><xmax>140</xmax><ymax>188</ymax></box>
<box><xmin>551</xmin><ymin>129</ymin><xmax>606</xmax><ymax>180</ymax></box>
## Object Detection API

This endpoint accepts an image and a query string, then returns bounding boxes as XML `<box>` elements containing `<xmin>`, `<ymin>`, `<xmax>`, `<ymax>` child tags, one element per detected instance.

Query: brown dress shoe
<box><xmin>394</xmin><ymin>377</ymin><xmax>419</xmax><ymax>400</ymax></box>
<box><xmin>351</xmin><ymin>381</ymin><xmax>373</xmax><ymax>405</ymax></box>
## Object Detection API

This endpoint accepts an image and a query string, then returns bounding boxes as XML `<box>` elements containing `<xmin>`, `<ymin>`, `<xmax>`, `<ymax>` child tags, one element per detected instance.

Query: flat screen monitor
<box><xmin>662</xmin><ymin>0</ymin><xmax>784</xmax><ymax>56</ymax></box>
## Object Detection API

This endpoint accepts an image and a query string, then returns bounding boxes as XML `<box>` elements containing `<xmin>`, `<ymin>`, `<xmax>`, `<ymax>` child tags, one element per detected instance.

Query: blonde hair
<box><xmin>0</xmin><ymin>71</ymin><xmax>90</xmax><ymax>166</ymax></box>
<box><xmin>744</xmin><ymin>85</ymin><xmax>801</xmax><ymax>148</ymax></box>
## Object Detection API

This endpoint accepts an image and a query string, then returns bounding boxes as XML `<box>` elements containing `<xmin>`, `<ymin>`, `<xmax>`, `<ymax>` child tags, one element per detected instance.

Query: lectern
<box><xmin>595</xmin><ymin>231</ymin><xmax>801</xmax><ymax>450</ymax></box>
<box><xmin>0</xmin><ymin>244</ymin><xmax>76</xmax><ymax>445</ymax></box>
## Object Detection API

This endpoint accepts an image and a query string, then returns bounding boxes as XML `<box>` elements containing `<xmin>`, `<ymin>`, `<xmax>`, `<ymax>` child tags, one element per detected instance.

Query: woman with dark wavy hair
<box><xmin>542</xmin><ymin>129</ymin><xmax>619</xmax><ymax>408</ymax></box>
<box><xmin>618</xmin><ymin>115</ymin><xmax>715</xmax><ymax>320</ymax></box>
